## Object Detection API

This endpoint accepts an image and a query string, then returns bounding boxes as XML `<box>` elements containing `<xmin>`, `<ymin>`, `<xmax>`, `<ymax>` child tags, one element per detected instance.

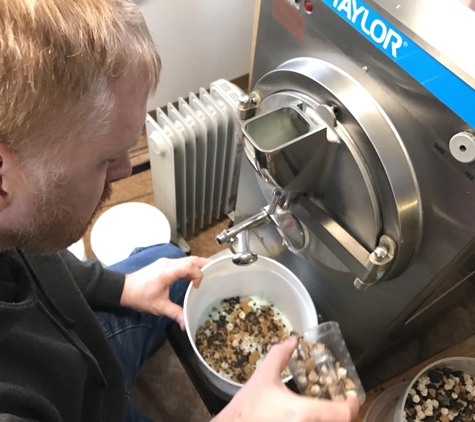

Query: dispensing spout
<box><xmin>232</xmin><ymin>232</ymin><xmax>258</xmax><ymax>266</ymax></box>
<box><xmin>215</xmin><ymin>189</ymin><xmax>309</xmax><ymax>265</ymax></box>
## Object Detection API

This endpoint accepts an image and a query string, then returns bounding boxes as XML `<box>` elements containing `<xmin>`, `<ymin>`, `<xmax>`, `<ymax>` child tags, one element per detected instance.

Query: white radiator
<box><xmin>146</xmin><ymin>80</ymin><xmax>244</xmax><ymax>252</ymax></box>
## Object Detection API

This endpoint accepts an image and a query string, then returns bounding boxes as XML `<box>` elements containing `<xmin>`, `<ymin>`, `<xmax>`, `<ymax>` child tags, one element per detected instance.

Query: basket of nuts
<box><xmin>288</xmin><ymin>321</ymin><xmax>366</xmax><ymax>405</ymax></box>
<box><xmin>394</xmin><ymin>357</ymin><xmax>475</xmax><ymax>421</ymax></box>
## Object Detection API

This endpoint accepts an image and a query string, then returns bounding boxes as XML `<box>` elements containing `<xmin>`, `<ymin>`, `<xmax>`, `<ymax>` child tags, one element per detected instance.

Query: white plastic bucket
<box><xmin>184</xmin><ymin>255</ymin><xmax>318</xmax><ymax>398</ymax></box>
<box><xmin>393</xmin><ymin>357</ymin><xmax>475</xmax><ymax>421</ymax></box>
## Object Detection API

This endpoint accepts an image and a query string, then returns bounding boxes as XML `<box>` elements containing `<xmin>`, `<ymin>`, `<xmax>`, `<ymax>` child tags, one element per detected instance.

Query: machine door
<box><xmin>251</xmin><ymin>58</ymin><xmax>421</xmax><ymax>288</ymax></box>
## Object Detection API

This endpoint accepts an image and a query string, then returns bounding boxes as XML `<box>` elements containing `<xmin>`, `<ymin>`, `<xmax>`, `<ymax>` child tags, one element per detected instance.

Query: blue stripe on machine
<box><xmin>321</xmin><ymin>0</ymin><xmax>475</xmax><ymax>128</ymax></box>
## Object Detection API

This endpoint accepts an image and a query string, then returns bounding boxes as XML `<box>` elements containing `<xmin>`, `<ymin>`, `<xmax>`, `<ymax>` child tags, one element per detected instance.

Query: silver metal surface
<box><xmin>370</xmin><ymin>0</ymin><xmax>475</xmax><ymax>89</ymax></box>
<box><xmin>232</xmin><ymin>231</ymin><xmax>258</xmax><ymax>266</ymax></box>
<box><xmin>242</xmin><ymin>104</ymin><xmax>329</xmax><ymax>195</ymax></box>
<box><xmin>230</xmin><ymin>0</ymin><xmax>475</xmax><ymax>367</ymax></box>
<box><xmin>311</xmin><ymin>104</ymin><xmax>337</xmax><ymax>128</ymax></box>
<box><xmin>270</xmin><ymin>206</ymin><xmax>309</xmax><ymax>254</ymax></box>
<box><xmin>295</xmin><ymin>196</ymin><xmax>396</xmax><ymax>287</ymax></box>
<box><xmin>354</xmin><ymin>234</ymin><xmax>396</xmax><ymax>290</ymax></box>
<box><xmin>237</xmin><ymin>91</ymin><xmax>261</xmax><ymax>120</ymax></box>
<box><xmin>373</xmin><ymin>247</ymin><xmax>388</xmax><ymax>261</ymax></box>
<box><xmin>216</xmin><ymin>189</ymin><xmax>308</xmax><ymax>256</ymax></box>
<box><xmin>252</xmin><ymin>58</ymin><xmax>421</xmax><ymax>279</ymax></box>
<box><xmin>215</xmin><ymin>209</ymin><xmax>269</xmax><ymax>246</ymax></box>
<box><xmin>267</xmin><ymin>188</ymin><xmax>284</xmax><ymax>214</ymax></box>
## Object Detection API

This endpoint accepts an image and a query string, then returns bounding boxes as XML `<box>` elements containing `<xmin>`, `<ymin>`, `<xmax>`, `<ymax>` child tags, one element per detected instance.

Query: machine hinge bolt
<box><xmin>239</xmin><ymin>94</ymin><xmax>250</xmax><ymax>107</ymax></box>
<box><xmin>249</xmin><ymin>91</ymin><xmax>261</xmax><ymax>106</ymax></box>
<box><xmin>373</xmin><ymin>245</ymin><xmax>388</xmax><ymax>261</ymax></box>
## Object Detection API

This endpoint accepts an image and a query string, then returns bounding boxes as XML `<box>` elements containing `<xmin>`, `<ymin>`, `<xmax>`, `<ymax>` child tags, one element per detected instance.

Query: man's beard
<box><xmin>11</xmin><ymin>181</ymin><xmax>112</xmax><ymax>254</ymax></box>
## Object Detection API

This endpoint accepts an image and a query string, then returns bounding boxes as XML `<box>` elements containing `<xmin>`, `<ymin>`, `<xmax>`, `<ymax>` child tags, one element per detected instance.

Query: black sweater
<box><xmin>0</xmin><ymin>248</ymin><xmax>126</xmax><ymax>421</ymax></box>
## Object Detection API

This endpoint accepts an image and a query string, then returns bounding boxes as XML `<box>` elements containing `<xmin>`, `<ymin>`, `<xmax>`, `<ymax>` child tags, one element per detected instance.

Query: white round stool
<box><xmin>91</xmin><ymin>202</ymin><xmax>171</xmax><ymax>267</ymax></box>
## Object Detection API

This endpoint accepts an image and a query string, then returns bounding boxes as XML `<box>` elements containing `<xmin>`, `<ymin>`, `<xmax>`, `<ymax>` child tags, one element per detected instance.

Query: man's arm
<box><xmin>0</xmin><ymin>383</ymin><xmax>62</xmax><ymax>422</ymax></box>
<box><xmin>58</xmin><ymin>250</ymin><xmax>125</xmax><ymax>308</ymax></box>
<box><xmin>59</xmin><ymin>251</ymin><xmax>208</xmax><ymax>315</ymax></box>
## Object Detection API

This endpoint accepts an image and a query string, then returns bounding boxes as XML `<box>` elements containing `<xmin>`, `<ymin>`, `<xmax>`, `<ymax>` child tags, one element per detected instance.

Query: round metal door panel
<box><xmin>251</xmin><ymin>58</ymin><xmax>421</xmax><ymax>280</ymax></box>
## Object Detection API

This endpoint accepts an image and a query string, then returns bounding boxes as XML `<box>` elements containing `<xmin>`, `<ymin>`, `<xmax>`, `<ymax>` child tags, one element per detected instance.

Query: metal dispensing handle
<box><xmin>231</xmin><ymin>231</ymin><xmax>258</xmax><ymax>266</ymax></box>
<box><xmin>216</xmin><ymin>189</ymin><xmax>310</xmax><ymax>266</ymax></box>
<box><xmin>216</xmin><ymin>190</ymin><xmax>285</xmax><ymax>266</ymax></box>
<box><xmin>215</xmin><ymin>189</ymin><xmax>283</xmax><ymax>249</ymax></box>
<box><xmin>215</xmin><ymin>209</ymin><xmax>270</xmax><ymax>248</ymax></box>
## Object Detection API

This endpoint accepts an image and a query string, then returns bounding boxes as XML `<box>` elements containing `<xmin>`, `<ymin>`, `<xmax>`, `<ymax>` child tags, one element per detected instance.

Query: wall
<box><xmin>136</xmin><ymin>0</ymin><xmax>256</xmax><ymax>111</ymax></box>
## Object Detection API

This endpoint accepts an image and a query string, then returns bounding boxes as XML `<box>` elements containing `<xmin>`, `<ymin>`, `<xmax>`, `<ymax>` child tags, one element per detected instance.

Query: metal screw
<box><xmin>238</xmin><ymin>94</ymin><xmax>250</xmax><ymax>107</ymax></box>
<box><xmin>373</xmin><ymin>246</ymin><xmax>388</xmax><ymax>260</ymax></box>
<box><xmin>249</xmin><ymin>91</ymin><xmax>261</xmax><ymax>106</ymax></box>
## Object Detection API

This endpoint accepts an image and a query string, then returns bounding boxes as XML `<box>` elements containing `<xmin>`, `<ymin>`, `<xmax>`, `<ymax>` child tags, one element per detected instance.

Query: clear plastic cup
<box><xmin>288</xmin><ymin>321</ymin><xmax>366</xmax><ymax>405</ymax></box>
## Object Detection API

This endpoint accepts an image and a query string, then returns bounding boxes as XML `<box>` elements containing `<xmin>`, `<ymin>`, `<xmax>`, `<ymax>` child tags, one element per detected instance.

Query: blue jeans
<box><xmin>94</xmin><ymin>243</ymin><xmax>188</xmax><ymax>422</ymax></box>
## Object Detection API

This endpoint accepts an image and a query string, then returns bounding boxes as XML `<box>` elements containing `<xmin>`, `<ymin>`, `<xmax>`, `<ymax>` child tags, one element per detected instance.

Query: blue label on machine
<box><xmin>322</xmin><ymin>0</ymin><xmax>475</xmax><ymax>128</ymax></box>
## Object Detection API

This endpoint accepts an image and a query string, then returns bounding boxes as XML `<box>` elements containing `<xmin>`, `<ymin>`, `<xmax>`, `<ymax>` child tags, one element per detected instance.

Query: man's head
<box><xmin>0</xmin><ymin>0</ymin><xmax>160</xmax><ymax>253</ymax></box>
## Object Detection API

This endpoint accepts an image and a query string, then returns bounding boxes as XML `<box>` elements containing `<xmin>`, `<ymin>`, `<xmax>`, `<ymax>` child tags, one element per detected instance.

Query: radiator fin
<box><xmin>146</xmin><ymin>80</ymin><xmax>244</xmax><ymax>247</ymax></box>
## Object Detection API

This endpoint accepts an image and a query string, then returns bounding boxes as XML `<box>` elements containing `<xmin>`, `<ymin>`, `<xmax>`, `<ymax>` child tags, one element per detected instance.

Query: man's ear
<box><xmin>0</xmin><ymin>143</ymin><xmax>24</xmax><ymax>214</ymax></box>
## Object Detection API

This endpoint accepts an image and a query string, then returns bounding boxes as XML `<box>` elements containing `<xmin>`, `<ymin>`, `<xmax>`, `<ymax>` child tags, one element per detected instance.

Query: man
<box><xmin>0</xmin><ymin>1</ymin><xmax>359</xmax><ymax>421</ymax></box>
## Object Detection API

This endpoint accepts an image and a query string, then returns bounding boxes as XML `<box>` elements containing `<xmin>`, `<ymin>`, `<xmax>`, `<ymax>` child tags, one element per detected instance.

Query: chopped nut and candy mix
<box><xmin>195</xmin><ymin>296</ymin><xmax>291</xmax><ymax>384</ymax></box>
<box><xmin>288</xmin><ymin>337</ymin><xmax>358</xmax><ymax>401</ymax></box>
<box><xmin>404</xmin><ymin>366</ymin><xmax>475</xmax><ymax>421</ymax></box>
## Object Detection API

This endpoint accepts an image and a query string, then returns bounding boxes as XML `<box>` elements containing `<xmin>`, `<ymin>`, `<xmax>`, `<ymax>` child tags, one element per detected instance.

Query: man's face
<box><xmin>10</xmin><ymin>76</ymin><xmax>149</xmax><ymax>253</ymax></box>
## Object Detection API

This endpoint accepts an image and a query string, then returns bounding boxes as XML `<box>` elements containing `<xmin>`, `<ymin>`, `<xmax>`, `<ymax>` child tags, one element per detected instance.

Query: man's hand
<box><xmin>212</xmin><ymin>337</ymin><xmax>360</xmax><ymax>422</ymax></box>
<box><xmin>120</xmin><ymin>256</ymin><xmax>210</xmax><ymax>329</ymax></box>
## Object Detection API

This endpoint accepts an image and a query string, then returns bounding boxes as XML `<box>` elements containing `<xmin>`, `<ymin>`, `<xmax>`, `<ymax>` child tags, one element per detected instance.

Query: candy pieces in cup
<box><xmin>288</xmin><ymin>321</ymin><xmax>366</xmax><ymax>404</ymax></box>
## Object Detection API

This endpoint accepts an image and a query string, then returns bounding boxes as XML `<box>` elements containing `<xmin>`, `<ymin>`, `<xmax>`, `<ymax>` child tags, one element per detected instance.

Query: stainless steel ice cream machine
<box><xmin>216</xmin><ymin>0</ymin><xmax>475</xmax><ymax>368</ymax></box>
